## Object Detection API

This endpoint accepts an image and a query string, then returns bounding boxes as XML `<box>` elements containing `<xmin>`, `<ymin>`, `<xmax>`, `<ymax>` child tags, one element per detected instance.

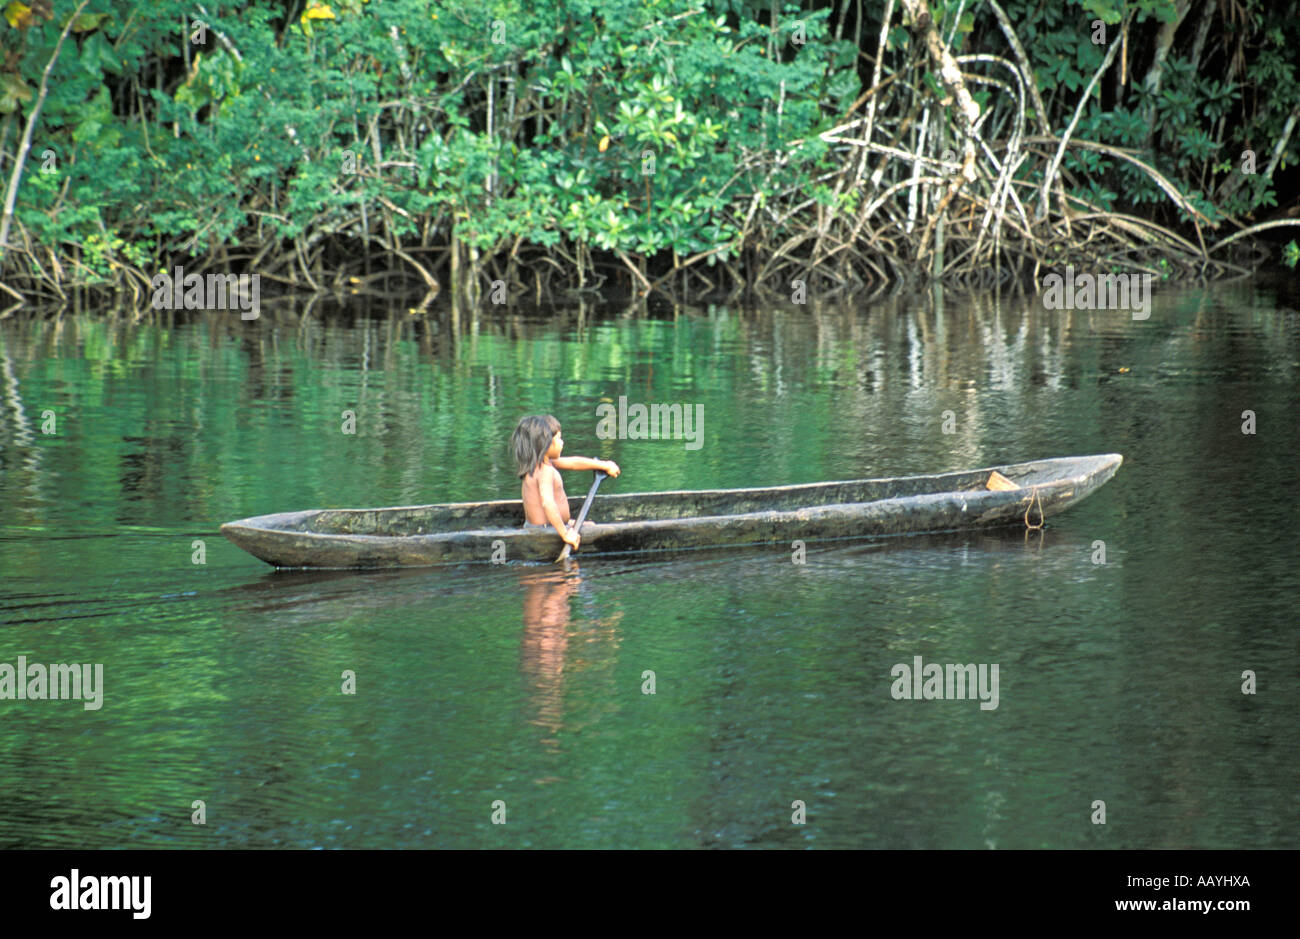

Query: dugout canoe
<box><xmin>220</xmin><ymin>453</ymin><xmax>1122</xmax><ymax>569</ymax></box>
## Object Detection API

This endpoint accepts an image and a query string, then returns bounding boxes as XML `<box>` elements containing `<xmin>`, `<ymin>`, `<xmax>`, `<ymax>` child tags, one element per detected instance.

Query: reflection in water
<box><xmin>518</xmin><ymin>564</ymin><xmax>580</xmax><ymax>749</ymax></box>
<box><xmin>517</xmin><ymin>561</ymin><xmax>625</xmax><ymax>754</ymax></box>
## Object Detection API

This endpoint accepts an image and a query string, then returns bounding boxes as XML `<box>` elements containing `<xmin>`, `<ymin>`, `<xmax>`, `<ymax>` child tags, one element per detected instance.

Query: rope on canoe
<box><xmin>1022</xmin><ymin>487</ymin><xmax>1044</xmax><ymax>530</ymax></box>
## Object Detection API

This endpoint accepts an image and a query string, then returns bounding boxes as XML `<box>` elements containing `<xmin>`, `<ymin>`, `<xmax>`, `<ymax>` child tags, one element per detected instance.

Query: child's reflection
<box><xmin>518</xmin><ymin>563</ymin><xmax>580</xmax><ymax>750</ymax></box>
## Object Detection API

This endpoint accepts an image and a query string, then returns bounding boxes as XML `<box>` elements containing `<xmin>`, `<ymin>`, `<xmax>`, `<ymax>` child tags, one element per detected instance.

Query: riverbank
<box><xmin>2</xmin><ymin>0</ymin><xmax>1298</xmax><ymax>314</ymax></box>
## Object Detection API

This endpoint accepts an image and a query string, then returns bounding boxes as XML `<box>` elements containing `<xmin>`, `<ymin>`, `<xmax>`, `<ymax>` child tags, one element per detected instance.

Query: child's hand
<box><xmin>563</xmin><ymin>527</ymin><xmax>581</xmax><ymax>550</ymax></box>
<box><xmin>602</xmin><ymin>461</ymin><xmax>621</xmax><ymax>478</ymax></box>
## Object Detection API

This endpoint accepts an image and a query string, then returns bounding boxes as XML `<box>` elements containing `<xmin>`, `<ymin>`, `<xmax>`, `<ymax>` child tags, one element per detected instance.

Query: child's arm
<box><xmin>553</xmin><ymin>456</ymin><xmax>620</xmax><ymax>477</ymax></box>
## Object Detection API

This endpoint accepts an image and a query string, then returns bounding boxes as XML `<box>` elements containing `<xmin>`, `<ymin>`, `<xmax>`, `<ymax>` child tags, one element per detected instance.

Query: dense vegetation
<box><xmin>1</xmin><ymin>0</ymin><xmax>1297</xmax><ymax>308</ymax></box>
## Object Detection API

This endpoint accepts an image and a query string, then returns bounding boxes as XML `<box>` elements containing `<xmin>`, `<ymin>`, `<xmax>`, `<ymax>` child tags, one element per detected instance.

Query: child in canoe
<box><xmin>511</xmin><ymin>415</ymin><xmax>620</xmax><ymax>551</ymax></box>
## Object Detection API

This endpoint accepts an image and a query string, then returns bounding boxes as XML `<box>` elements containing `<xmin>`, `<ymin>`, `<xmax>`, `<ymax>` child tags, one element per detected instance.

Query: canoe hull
<box><xmin>220</xmin><ymin>454</ymin><xmax>1122</xmax><ymax>569</ymax></box>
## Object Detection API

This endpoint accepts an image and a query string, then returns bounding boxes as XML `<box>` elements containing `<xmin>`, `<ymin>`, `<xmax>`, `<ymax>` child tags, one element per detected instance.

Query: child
<box><xmin>511</xmin><ymin>415</ymin><xmax>620</xmax><ymax>552</ymax></box>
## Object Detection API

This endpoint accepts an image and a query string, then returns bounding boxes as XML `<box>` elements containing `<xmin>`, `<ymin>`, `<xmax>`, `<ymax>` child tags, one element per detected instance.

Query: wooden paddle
<box><xmin>556</xmin><ymin>470</ymin><xmax>607</xmax><ymax>562</ymax></box>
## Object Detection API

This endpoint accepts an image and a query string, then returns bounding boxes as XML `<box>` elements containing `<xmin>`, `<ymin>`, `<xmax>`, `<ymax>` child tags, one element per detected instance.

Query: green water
<box><xmin>1</xmin><ymin>282</ymin><xmax>1297</xmax><ymax>848</ymax></box>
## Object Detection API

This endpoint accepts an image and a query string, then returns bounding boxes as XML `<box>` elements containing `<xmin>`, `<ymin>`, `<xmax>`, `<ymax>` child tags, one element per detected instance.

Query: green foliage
<box><xmin>0</xmin><ymin>0</ymin><xmax>859</xmax><ymax>276</ymax></box>
<box><xmin>989</xmin><ymin>0</ymin><xmax>1296</xmax><ymax>225</ymax></box>
<box><xmin>0</xmin><ymin>0</ymin><xmax>1295</xmax><ymax>284</ymax></box>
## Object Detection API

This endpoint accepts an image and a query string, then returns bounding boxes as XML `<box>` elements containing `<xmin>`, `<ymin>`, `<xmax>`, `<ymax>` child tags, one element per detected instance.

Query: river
<box><xmin>1</xmin><ymin>278</ymin><xmax>1297</xmax><ymax>848</ymax></box>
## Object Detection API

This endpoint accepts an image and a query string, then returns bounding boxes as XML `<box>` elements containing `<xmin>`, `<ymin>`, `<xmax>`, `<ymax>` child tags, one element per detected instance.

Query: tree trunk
<box><xmin>0</xmin><ymin>0</ymin><xmax>90</xmax><ymax>270</ymax></box>
<box><xmin>1141</xmin><ymin>0</ymin><xmax>1192</xmax><ymax>148</ymax></box>
<box><xmin>898</xmin><ymin>0</ymin><xmax>980</xmax><ymax>260</ymax></box>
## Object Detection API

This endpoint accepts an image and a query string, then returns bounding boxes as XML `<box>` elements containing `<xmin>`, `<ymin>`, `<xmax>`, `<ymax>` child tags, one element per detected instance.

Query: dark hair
<box><xmin>511</xmin><ymin>415</ymin><xmax>560</xmax><ymax>478</ymax></box>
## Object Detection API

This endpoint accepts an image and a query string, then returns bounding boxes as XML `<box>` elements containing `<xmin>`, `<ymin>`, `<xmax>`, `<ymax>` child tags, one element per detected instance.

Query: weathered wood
<box><xmin>220</xmin><ymin>454</ymin><xmax>1123</xmax><ymax>569</ymax></box>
